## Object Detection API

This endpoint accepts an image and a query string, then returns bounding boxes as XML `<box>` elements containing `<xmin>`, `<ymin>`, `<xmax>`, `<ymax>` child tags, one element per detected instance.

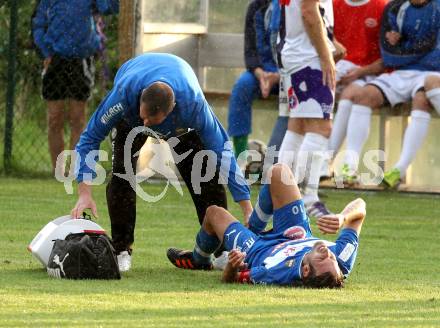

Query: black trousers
<box><xmin>106</xmin><ymin>122</ymin><xmax>228</xmax><ymax>253</ymax></box>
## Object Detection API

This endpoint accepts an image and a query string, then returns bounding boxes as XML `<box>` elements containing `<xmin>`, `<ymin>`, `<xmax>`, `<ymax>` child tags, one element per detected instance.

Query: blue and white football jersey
<box><xmin>243</xmin><ymin>200</ymin><xmax>359</xmax><ymax>285</ymax></box>
<box><xmin>247</xmin><ymin>230</ymin><xmax>358</xmax><ymax>285</ymax></box>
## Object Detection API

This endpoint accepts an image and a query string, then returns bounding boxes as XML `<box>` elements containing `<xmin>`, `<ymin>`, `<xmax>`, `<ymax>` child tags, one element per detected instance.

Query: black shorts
<box><xmin>42</xmin><ymin>55</ymin><xmax>95</xmax><ymax>101</ymax></box>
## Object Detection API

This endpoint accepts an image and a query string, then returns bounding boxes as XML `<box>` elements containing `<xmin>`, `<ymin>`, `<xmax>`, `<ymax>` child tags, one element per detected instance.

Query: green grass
<box><xmin>1</xmin><ymin>178</ymin><xmax>440</xmax><ymax>327</ymax></box>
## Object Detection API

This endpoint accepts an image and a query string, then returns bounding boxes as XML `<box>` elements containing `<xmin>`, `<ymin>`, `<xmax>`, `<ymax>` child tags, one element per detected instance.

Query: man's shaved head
<box><xmin>141</xmin><ymin>82</ymin><xmax>175</xmax><ymax>116</ymax></box>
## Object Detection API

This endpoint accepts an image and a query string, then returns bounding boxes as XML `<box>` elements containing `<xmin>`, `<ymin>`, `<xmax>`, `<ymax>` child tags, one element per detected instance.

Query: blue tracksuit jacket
<box><xmin>75</xmin><ymin>53</ymin><xmax>251</xmax><ymax>202</ymax></box>
<box><xmin>32</xmin><ymin>0</ymin><xmax>119</xmax><ymax>58</ymax></box>
<box><xmin>244</xmin><ymin>0</ymin><xmax>278</xmax><ymax>73</ymax></box>
<box><xmin>380</xmin><ymin>0</ymin><xmax>440</xmax><ymax>71</ymax></box>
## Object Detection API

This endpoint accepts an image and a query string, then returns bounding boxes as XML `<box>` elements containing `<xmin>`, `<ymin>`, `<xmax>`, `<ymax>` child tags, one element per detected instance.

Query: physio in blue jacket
<box><xmin>227</xmin><ymin>0</ymin><xmax>280</xmax><ymax>158</ymax></box>
<box><xmin>71</xmin><ymin>53</ymin><xmax>253</xmax><ymax>271</ymax></box>
<box><xmin>32</xmin><ymin>0</ymin><xmax>119</xmax><ymax>173</ymax></box>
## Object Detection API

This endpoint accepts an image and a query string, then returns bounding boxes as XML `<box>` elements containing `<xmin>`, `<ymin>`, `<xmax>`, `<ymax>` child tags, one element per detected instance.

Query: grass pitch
<box><xmin>1</xmin><ymin>177</ymin><xmax>440</xmax><ymax>327</ymax></box>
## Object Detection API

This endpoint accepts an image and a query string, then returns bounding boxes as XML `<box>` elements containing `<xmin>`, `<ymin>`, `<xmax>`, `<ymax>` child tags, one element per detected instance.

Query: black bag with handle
<box><xmin>47</xmin><ymin>232</ymin><xmax>121</xmax><ymax>280</ymax></box>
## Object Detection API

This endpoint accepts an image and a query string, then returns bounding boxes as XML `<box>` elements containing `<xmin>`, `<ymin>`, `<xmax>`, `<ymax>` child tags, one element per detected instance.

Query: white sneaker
<box><xmin>117</xmin><ymin>251</ymin><xmax>132</xmax><ymax>272</ymax></box>
<box><xmin>305</xmin><ymin>201</ymin><xmax>333</xmax><ymax>219</ymax></box>
<box><xmin>212</xmin><ymin>251</ymin><xmax>229</xmax><ymax>271</ymax></box>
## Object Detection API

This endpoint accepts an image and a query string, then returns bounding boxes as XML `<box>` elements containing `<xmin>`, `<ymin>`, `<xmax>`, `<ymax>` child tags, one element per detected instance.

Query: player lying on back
<box><xmin>167</xmin><ymin>163</ymin><xmax>366</xmax><ymax>288</ymax></box>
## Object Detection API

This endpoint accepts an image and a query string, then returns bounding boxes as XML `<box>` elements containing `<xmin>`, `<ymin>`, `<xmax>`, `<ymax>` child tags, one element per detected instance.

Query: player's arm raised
<box><xmin>317</xmin><ymin>198</ymin><xmax>366</xmax><ymax>234</ymax></box>
<box><xmin>340</xmin><ymin>198</ymin><xmax>366</xmax><ymax>234</ymax></box>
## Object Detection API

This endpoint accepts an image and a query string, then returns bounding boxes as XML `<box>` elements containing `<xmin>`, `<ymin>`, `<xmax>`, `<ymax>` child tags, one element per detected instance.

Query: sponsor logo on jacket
<box><xmin>101</xmin><ymin>103</ymin><xmax>124</xmax><ymax>125</ymax></box>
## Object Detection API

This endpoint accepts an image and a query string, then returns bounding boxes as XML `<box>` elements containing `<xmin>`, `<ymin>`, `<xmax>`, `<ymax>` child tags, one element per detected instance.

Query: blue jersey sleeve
<box><xmin>250</xmin><ymin>264</ymin><xmax>295</xmax><ymax>286</ymax></box>
<box><xmin>270</xmin><ymin>0</ymin><xmax>280</xmax><ymax>33</ymax></box>
<box><xmin>189</xmin><ymin>100</ymin><xmax>250</xmax><ymax>202</ymax></box>
<box><xmin>32</xmin><ymin>0</ymin><xmax>51</xmax><ymax>58</ymax></box>
<box><xmin>250</xmin><ymin>266</ymin><xmax>273</xmax><ymax>284</ymax></box>
<box><xmin>380</xmin><ymin>0</ymin><xmax>440</xmax><ymax>69</ymax></box>
<box><xmin>332</xmin><ymin>228</ymin><xmax>359</xmax><ymax>278</ymax></box>
<box><xmin>75</xmin><ymin>86</ymin><xmax>127</xmax><ymax>182</ymax></box>
<box><xmin>255</xmin><ymin>5</ymin><xmax>277</xmax><ymax>72</ymax></box>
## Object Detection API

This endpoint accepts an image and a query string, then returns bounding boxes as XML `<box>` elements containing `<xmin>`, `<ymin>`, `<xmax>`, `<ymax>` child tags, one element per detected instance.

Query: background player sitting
<box><xmin>327</xmin><ymin>0</ymin><xmax>388</xmax><ymax>182</ymax></box>
<box><xmin>341</xmin><ymin>0</ymin><xmax>440</xmax><ymax>188</ymax></box>
<box><xmin>227</xmin><ymin>0</ymin><xmax>280</xmax><ymax>160</ymax></box>
<box><xmin>167</xmin><ymin>164</ymin><xmax>366</xmax><ymax>288</ymax></box>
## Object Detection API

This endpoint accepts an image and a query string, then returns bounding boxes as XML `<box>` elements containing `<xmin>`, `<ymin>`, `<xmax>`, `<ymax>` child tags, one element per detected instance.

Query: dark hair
<box><xmin>140</xmin><ymin>82</ymin><xmax>175</xmax><ymax>116</ymax></box>
<box><xmin>302</xmin><ymin>263</ymin><xmax>344</xmax><ymax>289</ymax></box>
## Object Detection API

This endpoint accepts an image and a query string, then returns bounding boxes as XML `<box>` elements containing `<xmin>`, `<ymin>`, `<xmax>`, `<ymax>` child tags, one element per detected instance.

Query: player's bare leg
<box><xmin>247</xmin><ymin>163</ymin><xmax>302</xmax><ymax>233</ymax></box>
<box><xmin>167</xmin><ymin>206</ymin><xmax>238</xmax><ymax>270</ymax></box>
<box><xmin>202</xmin><ymin>206</ymin><xmax>239</xmax><ymax>241</ymax></box>
<box><xmin>47</xmin><ymin>100</ymin><xmax>65</xmax><ymax>175</ymax></box>
<box><xmin>65</xmin><ymin>100</ymin><xmax>87</xmax><ymax>175</ymax></box>
<box><xmin>269</xmin><ymin>163</ymin><xmax>302</xmax><ymax>209</ymax></box>
<box><xmin>425</xmin><ymin>74</ymin><xmax>440</xmax><ymax>114</ymax></box>
<box><xmin>68</xmin><ymin>100</ymin><xmax>87</xmax><ymax>151</ymax></box>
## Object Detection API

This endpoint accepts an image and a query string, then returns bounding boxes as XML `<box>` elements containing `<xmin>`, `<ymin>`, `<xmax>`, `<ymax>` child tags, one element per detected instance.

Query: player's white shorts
<box><xmin>369</xmin><ymin>70</ymin><xmax>440</xmax><ymax>107</ymax></box>
<box><xmin>336</xmin><ymin>59</ymin><xmax>376</xmax><ymax>91</ymax></box>
<box><xmin>278</xmin><ymin>59</ymin><xmax>335</xmax><ymax>120</ymax></box>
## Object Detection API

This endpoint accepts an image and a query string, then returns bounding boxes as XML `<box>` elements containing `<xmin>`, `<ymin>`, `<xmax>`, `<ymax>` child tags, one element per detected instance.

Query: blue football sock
<box><xmin>192</xmin><ymin>228</ymin><xmax>221</xmax><ymax>264</ymax></box>
<box><xmin>248</xmin><ymin>184</ymin><xmax>273</xmax><ymax>233</ymax></box>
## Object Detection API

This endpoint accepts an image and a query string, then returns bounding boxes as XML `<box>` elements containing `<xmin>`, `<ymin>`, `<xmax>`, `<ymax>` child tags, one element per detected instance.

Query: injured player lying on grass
<box><xmin>167</xmin><ymin>163</ymin><xmax>366</xmax><ymax>288</ymax></box>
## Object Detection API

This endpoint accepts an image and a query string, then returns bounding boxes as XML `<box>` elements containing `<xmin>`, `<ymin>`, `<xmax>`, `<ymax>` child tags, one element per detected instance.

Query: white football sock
<box><xmin>295</xmin><ymin>132</ymin><xmax>329</xmax><ymax>205</ymax></box>
<box><xmin>345</xmin><ymin>104</ymin><xmax>372</xmax><ymax>171</ymax></box>
<box><xmin>329</xmin><ymin>99</ymin><xmax>352</xmax><ymax>154</ymax></box>
<box><xmin>394</xmin><ymin>110</ymin><xmax>431</xmax><ymax>177</ymax></box>
<box><xmin>426</xmin><ymin>88</ymin><xmax>440</xmax><ymax>115</ymax></box>
<box><xmin>278</xmin><ymin>130</ymin><xmax>304</xmax><ymax>172</ymax></box>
